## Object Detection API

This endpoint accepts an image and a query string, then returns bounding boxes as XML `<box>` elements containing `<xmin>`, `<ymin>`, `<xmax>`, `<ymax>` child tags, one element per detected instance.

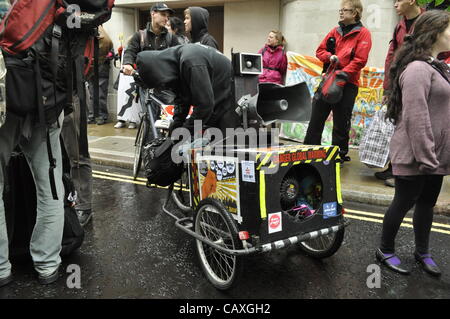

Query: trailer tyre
<box><xmin>297</xmin><ymin>227</ymin><xmax>345</xmax><ymax>259</ymax></box>
<box><xmin>194</xmin><ymin>198</ymin><xmax>243</xmax><ymax>290</ymax></box>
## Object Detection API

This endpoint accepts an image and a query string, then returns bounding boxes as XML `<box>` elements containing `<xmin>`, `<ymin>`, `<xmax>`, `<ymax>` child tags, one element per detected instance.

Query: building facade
<box><xmin>104</xmin><ymin>0</ymin><xmax>400</xmax><ymax>118</ymax></box>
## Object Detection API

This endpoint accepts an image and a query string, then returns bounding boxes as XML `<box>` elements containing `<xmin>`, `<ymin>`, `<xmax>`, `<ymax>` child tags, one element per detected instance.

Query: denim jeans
<box><xmin>0</xmin><ymin>112</ymin><xmax>64</xmax><ymax>278</ymax></box>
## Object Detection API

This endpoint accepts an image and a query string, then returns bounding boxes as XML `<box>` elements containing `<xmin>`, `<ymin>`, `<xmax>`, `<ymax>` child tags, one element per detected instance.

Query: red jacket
<box><xmin>258</xmin><ymin>44</ymin><xmax>287</xmax><ymax>85</ymax></box>
<box><xmin>316</xmin><ymin>23</ymin><xmax>372</xmax><ymax>87</ymax></box>
<box><xmin>384</xmin><ymin>9</ymin><xmax>425</xmax><ymax>92</ymax></box>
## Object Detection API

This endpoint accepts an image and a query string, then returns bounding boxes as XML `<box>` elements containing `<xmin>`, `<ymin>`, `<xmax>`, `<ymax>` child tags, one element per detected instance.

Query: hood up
<box><xmin>188</xmin><ymin>7</ymin><xmax>209</xmax><ymax>43</ymax></box>
<box><xmin>136</xmin><ymin>47</ymin><xmax>180</xmax><ymax>89</ymax></box>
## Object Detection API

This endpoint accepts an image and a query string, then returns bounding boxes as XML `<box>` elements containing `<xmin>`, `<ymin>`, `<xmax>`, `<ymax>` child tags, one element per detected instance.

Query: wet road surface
<box><xmin>1</xmin><ymin>164</ymin><xmax>450</xmax><ymax>299</ymax></box>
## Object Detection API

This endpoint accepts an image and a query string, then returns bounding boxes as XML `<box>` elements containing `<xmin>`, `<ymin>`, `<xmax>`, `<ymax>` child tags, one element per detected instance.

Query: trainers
<box><xmin>375</xmin><ymin>166</ymin><xmax>393</xmax><ymax>180</ymax></box>
<box><xmin>0</xmin><ymin>273</ymin><xmax>13</xmax><ymax>288</ymax></box>
<box><xmin>114</xmin><ymin>121</ymin><xmax>126</xmax><ymax>128</ymax></box>
<box><xmin>76</xmin><ymin>209</ymin><xmax>92</xmax><ymax>227</ymax></box>
<box><xmin>96</xmin><ymin>118</ymin><xmax>105</xmax><ymax>125</ymax></box>
<box><xmin>128</xmin><ymin>122</ymin><xmax>137</xmax><ymax>129</ymax></box>
<box><xmin>37</xmin><ymin>267</ymin><xmax>59</xmax><ymax>285</ymax></box>
<box><xmin>87</xmin><ymin>118</ymin><xmax>95</xmax><ymax>124</ymax></box>
<box><xmin>384</xmin><ymin>178</ymin><xmax>395</xmax><ymax>187</ymax></box>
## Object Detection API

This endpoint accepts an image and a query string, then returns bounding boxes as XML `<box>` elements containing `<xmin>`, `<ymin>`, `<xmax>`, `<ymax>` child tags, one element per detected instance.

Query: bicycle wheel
<box><xmin>297</xmin><ymin>227</ymin><xmax>345</xmax><ymax>259</ymax></box>
<box><xmin>172</xmin><ymin>166</ymin><xmax>191</xmax><ymax>213</ymax></box>
<box><xmin>133</xmin><ymin>119</ymin><xmax>148</xmax><ymax>180</ymax></box>
<box><xmin>194</xmin><ymin>198</ymin><xmax>243</xmax><ymax>290</ymax></box>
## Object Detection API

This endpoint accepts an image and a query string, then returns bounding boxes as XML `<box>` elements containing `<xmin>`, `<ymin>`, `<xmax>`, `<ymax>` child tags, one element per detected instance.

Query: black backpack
<box><xmin>4</xmin><ymin>141</ymin><xmax>84</xmax><ymax>259</ymax></box>
<box><xmin>1</xmin><ymin>1</ymin><xmax>115</xmax><ymax>201</ymax></box>
<box><xmin>143</xmin><ymin>137</ymin><xmax>183</xmax><ymax>187</ymax></box>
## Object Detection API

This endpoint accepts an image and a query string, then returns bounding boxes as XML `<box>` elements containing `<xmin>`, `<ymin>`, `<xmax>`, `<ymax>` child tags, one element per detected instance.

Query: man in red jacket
<box><xmin>304</xmin><ymin>0</ymin><xmax>372</xmax><ymax>163</ymax></box>
<box><xmin>375</xmin><ymin>0</ymin><xmax>423</xmax><ymax>185</ymax></box>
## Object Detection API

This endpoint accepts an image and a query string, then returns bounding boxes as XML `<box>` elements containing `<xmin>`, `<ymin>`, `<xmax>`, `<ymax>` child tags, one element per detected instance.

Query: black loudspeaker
<box><xmin>246</xmin><ymin>82</ymin><xmax>312</xmax><ymax>126</ymax></box>
<box><xmin>232</xmin><ymin>52</ymin><xmax>262</xmax><ymax>75</ymax></box>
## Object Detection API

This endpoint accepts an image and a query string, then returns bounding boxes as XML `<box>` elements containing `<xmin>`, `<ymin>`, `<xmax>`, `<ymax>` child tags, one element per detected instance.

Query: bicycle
<box><xmin>127</xmin><ymin>71</ymin><xmax>193</xmax><ymax>215</ymax></box>
<box><xmin>127</xmin><ymin>71</ymin><xmax>172</xmax><ymax>180</ymax></box>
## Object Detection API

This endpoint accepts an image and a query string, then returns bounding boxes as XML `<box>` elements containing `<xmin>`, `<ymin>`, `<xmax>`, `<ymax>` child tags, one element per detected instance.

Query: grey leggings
<box><xmin>380</xmin><ymin>175</ymin><xmax>444</xmax><ymax>254</ymax></box>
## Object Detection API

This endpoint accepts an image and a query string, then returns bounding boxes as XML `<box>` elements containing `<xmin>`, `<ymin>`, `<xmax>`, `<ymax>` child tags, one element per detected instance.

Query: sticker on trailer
<box><xmin>323</xmin><ymin>202</ymin><xmax>337</xmax><ymax>219</ymax></box>
<box><xmin>268</xmin><ymin>212</ymin><xmax>282</xmax><ymax>234</ymax></box>
<box><xmin>241</xmin><ymin>161</ymin><xmax>255</xmax><ymax>183</ymax></box>
<box><xmin>197</xmin><ymin>155</ymin><xmax>242</xmax><ymax>223</ymax></box>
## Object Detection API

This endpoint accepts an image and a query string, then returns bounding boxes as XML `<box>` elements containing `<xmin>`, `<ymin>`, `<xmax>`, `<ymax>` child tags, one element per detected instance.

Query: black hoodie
<box><xmin>188</xmin><ymin>7</ymin><xmax>219</xmax><ymax>49</ymax></box>
<box><xmin>136</xmin><ymin>44</ymin><xmax>238</xmax><ymax>132</ymax></box>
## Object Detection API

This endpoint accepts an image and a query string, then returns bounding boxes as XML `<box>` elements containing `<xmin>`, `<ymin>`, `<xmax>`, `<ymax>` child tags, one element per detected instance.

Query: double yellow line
<box><xmin>345</xmin><ymin>209</ymin><xmax>450</xmax><ymax>235</ymax></box>
<box><xmin>92</xmin><ymin>170</ymin><xmax>188</xmax><ymax>191</ymax></box>
<box><xmin>92</xmin><ymin>169</ymin><xmax>450</xmax><ymax>236</ymax></box>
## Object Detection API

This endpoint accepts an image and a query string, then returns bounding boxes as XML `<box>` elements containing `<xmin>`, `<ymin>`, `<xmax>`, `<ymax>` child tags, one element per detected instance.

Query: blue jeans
<box><xmin>0</xmin><ymin>112</ymin><xmax>64</xmax><ymax>278</ymax></box>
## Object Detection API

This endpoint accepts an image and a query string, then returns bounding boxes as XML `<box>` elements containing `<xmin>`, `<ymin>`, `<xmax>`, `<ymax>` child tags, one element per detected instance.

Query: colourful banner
<box><xmin>281</xmin><ymin>52</ymin><xmax>385</xmax><ymax>147</ymax></box>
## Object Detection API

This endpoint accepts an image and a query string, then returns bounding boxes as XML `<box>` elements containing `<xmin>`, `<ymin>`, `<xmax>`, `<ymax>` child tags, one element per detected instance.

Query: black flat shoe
<box><xmin>38</xmin><ymin>267</ymin><xmax>59</xmax><ymax>285</ymax></box>
<box><xmin>0</xmin><ymin>273</ymin><xmax>13</xmax><ymax>288</ymax></box>
<box><xmin>375</xmin><ymin>248</ymin><xmax>410</xmax><ymax>275</ymax></box>
<box><xmin>414</xmin><ymin>252</ymin><xmax>441</xmax><ymax>277</ymax></box>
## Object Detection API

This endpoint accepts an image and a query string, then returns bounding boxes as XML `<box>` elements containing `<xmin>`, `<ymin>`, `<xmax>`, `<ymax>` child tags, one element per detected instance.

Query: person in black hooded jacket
<box><xmin>184</xmin><ymin>7</ymin><xmax>219</xmax><ymax>49</ymax></box>
<box><xmin>136</xmin><ymin>44</ymin><xmax>240</xmax><ymax>135</ymax></box>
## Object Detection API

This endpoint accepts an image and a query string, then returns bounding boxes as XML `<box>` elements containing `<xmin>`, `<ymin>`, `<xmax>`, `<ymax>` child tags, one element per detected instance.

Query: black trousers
<box><xmin>380</xmin><ymin>175</ymin><xmax>444</xmax><ymax>254</ymax></box>
<box><xmin>303</xmin><ymin>83</ymin><xmax>359</xmax><ymax>156</ymax></box>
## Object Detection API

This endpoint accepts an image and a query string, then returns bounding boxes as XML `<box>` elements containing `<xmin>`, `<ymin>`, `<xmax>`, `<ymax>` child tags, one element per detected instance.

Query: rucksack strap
<box><xmin>93</xmin><ymin>32</ymin><xmax>99</xmax><ymax>119</ymax></box>
<box><xmin>46</xmin><ymin>129</ymin><xmax>58</xmax><ymax>200</ymax></box>
<box><xmin>51</xmin><ymin>24</ymin><xmax>62</xmax><ymax>124</ymax></box>
<box><xmin>74</xmin><ymin>55</ymin><xmax>90</xmax><ymax>158</ymax></box>
<box><xmin>166</xmin><ymin>31</ymin><xmax>173</xmax><ymax>47</ymax></box>
<box><xmin>139</xmin><ymin>29</ymin><xmax>148</xmax><ymax>51</ymax></box>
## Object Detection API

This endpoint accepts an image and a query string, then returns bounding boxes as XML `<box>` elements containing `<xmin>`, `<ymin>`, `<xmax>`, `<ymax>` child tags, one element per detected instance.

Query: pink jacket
<box><xmin>258</xmin><ymin>44</ymin><xmax>287</xmax><ymax>85</ymax></box>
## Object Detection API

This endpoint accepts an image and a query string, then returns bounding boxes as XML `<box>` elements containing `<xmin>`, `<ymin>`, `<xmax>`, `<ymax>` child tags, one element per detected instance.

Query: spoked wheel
<box><xmin>194</xmin><ymin>198</ymin><xmax>243</xmax><ymax>290</ymax></box>
<box><xmin>297</xmin><ymin>227</ymin><xmax>345</xmax><ymax>259</ymax></box>
<box><xmin>172</xmin><ymin>166</ymin><xmax>191</xmax><ymax>213</ymax></box>
<box><xmin>133</xmin><ymin>119</ymin><xmax>148</xmax><ymax>180</ymax></box>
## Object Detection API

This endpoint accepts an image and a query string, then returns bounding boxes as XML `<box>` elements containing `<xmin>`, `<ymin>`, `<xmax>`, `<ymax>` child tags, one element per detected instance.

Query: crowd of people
<box><xmin>0</xmin><ymin>0</ymin><xmax>449</xmax><ymax>289</ymax></box>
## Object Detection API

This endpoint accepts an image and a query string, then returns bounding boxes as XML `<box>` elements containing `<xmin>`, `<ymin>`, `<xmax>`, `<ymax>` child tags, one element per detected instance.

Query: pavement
<box><xmin>88</xmin><ymin>122</ymin><xmax>450</xmax><ymax>216</ymax></box>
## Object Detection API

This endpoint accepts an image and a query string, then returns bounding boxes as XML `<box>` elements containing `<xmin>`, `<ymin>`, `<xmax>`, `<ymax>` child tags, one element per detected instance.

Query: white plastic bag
<box><xmin>359</xmin><ymin>107</ymin><xmax>395</xmax><ymax>168</ymax></box>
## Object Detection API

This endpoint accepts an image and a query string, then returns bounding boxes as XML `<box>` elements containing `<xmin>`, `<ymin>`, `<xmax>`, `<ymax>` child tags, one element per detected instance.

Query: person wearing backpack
<box><xmin>303</xmin><ymin>0</ymin><xmax>372</xmax><ymax>164</ymax></box>
<box><xmin>118</xmin><ymin>2</ymin><xmax>179</xmax><ymax>130</ymax></box>
<box><xmin>0</xmin><ymin>0</ymin><xmax>114</xmax><ymax>288</ymax></box>
<box><xmin>0</xmin><ymin>27</ymin><xmax>69</xmax><ymax>287</ymax></box>
<box><xmin>258</xmin><ymin>30</ymin><xmax>287</xmax><ymax>85</ymax></box>
<box><xmin>184</xmin><ymin>7</ymin><xmax>219</xmax><ymax>49</ymax></box>
<box><xmin>374</xmin><ymin>0</ymin><xmax>424</xmax><ymax>187</ymax></box>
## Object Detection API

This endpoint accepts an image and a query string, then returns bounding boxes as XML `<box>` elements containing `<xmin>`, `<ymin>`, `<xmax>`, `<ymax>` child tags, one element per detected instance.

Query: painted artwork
<box><xmin>281</xmin><ymin>52</ymin><xmax>385</xmax><ymax>147</ymax></box>
<box><xmin>197</xmin><ymin>156</ymin><xmax>242</xmax><ymax>223</ymax></box>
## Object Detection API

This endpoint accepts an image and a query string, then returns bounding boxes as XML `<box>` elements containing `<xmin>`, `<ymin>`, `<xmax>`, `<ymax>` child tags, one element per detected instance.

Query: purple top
<box><xmin>390</xmin><ymin>60</ymin><xmax>450</xmax><ymax>176</ymax></box>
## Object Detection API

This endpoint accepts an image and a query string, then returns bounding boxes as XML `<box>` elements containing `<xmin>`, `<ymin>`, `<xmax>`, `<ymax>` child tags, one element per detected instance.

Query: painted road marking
<box><xmin>92</xmin><ymin>170</ymin><xmax>450</xmax><ymax>235</ymax></box>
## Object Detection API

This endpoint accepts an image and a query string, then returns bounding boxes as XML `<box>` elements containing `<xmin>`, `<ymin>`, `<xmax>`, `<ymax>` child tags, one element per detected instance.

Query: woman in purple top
<box><xmin>258</xmin><ymin>30</ymin><xmax>288</xmax><ymax>85</ymax></box>
<box><xmin>376</xmin><ymin>10</ymin><xmax>450</xmax><ymax>277</ymax></box>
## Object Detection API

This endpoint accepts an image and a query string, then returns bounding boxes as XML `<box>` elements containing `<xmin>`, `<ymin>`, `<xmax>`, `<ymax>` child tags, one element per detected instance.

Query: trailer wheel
<box><xmin>297</xmin><ymin>227</ymin><xmax>345</xmax><ymax>259</ymax></box>
<box><xmin>194</xmin><ymin>198</ymin><xmax>243</xmax><ymax>290</ymax></box>
<box><xmin>172</xmin><ymin>167</ymin><xmax>192</xmax><ymax>213</ymax></box>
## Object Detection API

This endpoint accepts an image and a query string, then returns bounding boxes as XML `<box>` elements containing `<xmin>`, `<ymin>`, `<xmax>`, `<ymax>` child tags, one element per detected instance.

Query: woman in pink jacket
<box><xmin>258</xmin><ymin>30</ymin><xmax>287</xmax><ymax>85</ymax></box>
